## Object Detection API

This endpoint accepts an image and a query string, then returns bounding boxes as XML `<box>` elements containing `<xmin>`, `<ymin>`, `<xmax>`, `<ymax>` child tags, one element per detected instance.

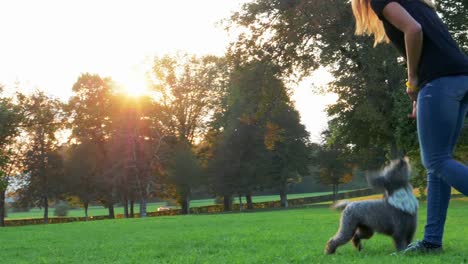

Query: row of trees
<box><xmin>2</xmin><ymin>53</ymin><xmax>342</xmax><ymax>226</ymax></box>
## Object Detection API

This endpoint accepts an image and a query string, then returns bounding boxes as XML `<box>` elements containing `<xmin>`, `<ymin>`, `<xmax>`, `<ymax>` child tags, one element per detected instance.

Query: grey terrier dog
<box><xmin>324</xmin><ymin>157</ymin><xmax>418</xmax><ymax>254</ymax></box>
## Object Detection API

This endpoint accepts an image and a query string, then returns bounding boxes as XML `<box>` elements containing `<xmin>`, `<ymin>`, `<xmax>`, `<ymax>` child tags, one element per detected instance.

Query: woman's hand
<box><xmin>406</xmin><ymin>77</ymin><xmax>419</xmax><ymax>101</ymax></box>
<box><xmin>406</xmin><ymin>77</ymin><xmax>418</xmax><ymax>119</ymax></box>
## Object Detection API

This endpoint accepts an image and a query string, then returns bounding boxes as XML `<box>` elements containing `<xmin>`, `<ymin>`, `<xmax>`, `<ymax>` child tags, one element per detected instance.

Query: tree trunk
<box><xmin>223</xmin><ymin>195</ymin><xmax>232</xmax><ymax>212</ymax></box>
<box><xmin>108</xmin><ymin>202</ymin><xmax>115</xmax><ymax>219</ymax></box>
<box><xmin>180</xmin><ymin>195</ymin><xmax>190</xmax><ymax>215</ymax></box>
<box><xmin>238</xmin><ymin>194</ymin><xmax>243</xmax><ymax>212</ymax></box>
<box><xmin>40</xmin><ymin>129</ymin><xmax>48</xmax><ymax>225</ymax></box>
<box><xmin>332</xmin><ymin>184</ymin><xmax>335</xmax><ymax>202</ymax></box>
<box><xmin>43</xmin><ymin>196</ymin><xmax>49</xmax><ymax>224</ymax></box>
<box><xmin>123</xmin><ymin>198</ymin><xmax>129</xmax><ymax>218</ymax></box>
<box><xmin>84</xmin><ymin>201</ymin><xmax>89</xmax><ymax>221</ymax></box>
<box><xmin>336</xmin><ymin>184</ymin><xmax>339</xmax><ymax>200</ymax></box>
<box><xmin>389</xmin><ymin>141</ymin><xmax>400</xmax><ymax>159</ymax></box>
<box><xmin>246</xmin><ymin>193</ymin><xmax>253</xmax><ymax>210</ymax></box>
<box><xmin>130</xmin><ymin>200</ymin><xmax>134</xmax><ymax>218</ymax></box>
<box><xmin>332</xmin><ymin>184</ymin><xmax>339</xmax><ymax>203</ymax></box>
<box><xmin>139</xmin><ymin>197</ymin><xmax>147</xmax><ymax>218</ymax></box>
<box><xmin>123</xmin><ymin>175</ymin><xmax>129</xmax><ymax>218</ymax></box>
<box><xmin>0</xmin><ymin>189</ymin><xmax>5</xmax><ymax>227</ymax></box>
<box><xmin>279</xmin><ymin>188</ymin><xmax>288</xmax><ymax>208</ymax></box>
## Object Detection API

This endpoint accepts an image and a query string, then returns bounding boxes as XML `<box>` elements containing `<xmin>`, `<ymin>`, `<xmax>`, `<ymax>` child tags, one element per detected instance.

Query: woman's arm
<box><xmin>382</xmin><ymin>2</ymin><xmax>423</xmax><ymax>101</ymax></box>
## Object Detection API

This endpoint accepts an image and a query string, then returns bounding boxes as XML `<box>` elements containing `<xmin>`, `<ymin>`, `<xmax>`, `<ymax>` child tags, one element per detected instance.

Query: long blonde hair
<box><xmin>351</xmin><ymin>0</ymin><xmax>435</xmax><ymax>46</ymax></box>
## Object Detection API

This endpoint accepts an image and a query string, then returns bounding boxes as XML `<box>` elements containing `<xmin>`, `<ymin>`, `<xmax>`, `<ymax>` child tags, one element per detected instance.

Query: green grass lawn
<box><xmin>1</xmin><ymin>199</ymin><xmax>467</xmax><ymax>263</ymax></box>
<box><xmin>5</xmin><ymin>191</ymin><xmax>334</xmax><ymax>220</ymax></box>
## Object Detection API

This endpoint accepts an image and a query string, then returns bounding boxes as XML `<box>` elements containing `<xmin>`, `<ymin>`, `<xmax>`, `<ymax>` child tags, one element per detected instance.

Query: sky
<box><xmin>0</xmin><ymin>0</ymin><xmax>336</xmax><ymax>142</ymax></box>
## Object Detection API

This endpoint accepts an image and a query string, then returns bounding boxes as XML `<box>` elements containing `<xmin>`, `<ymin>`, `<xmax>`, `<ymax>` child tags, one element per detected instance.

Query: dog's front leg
<box><xmin>325</xmin><ymin>238</ymin><xmax>339</xmax><ymax>254</ymax></box>
<box><xmin>324</xmin><ymin>226</ymin><xmax>357</xmax><ymax>254</ymax></box>
<box><xmin>393</xmin><ymin>235</ymin><xmax>408</xmax><ymax>251</ymax></box>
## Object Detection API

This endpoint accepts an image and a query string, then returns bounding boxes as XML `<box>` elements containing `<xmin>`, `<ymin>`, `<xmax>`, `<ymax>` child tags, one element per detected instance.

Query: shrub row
<box><xmin>4</xmin><ymin>188</ymin><xmax>375</xmax><ymax>227</ymax></box>
<box><xmin>5</xmin><ymin>215</ymin><xmax>110</xmax><ymax>227</ymax></box>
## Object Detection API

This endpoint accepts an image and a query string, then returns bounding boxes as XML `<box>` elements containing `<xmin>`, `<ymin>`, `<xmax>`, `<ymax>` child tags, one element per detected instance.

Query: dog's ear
<box><xmin>396</xmin><ymin>157</ymin><xmax>411</xmax><ymax>181</ymax></box>
<box><xmin>402</xmin><ymin>156</ymin><xmax>411</xmax><ymax>174</ymax></box>
<box><xmin>403</xmin><ymin>156</ymin><xmax>410</xmax><ymax>164</ymax></box>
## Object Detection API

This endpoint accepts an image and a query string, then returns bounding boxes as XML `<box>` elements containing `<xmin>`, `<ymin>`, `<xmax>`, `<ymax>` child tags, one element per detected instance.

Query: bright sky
<box><xmin>0</xmin><ymin>0</ymin><xmax>335</xmax><ymax>142</ymax></box>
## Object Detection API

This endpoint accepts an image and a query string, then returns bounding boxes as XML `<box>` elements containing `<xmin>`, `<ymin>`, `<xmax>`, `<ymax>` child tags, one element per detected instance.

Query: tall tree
<box><xmin>314</xmin><ymin>144</ymin><xmax>354</xmax><ymax>202</ymax></box>
<box><xmin>150</xmin><ymin>54</ymin><xmax>225</xmax><ymax>211</ymax></box>
<box><xmin>255</xmin><ymin>60</ymin><xmax>311</xmax><ymax>207</ymax></box>
<box><xmin>68</xmin><ymin>73</ymin><xmax>116</xmax><ymax>218</ymax></box>
<box><xmin>0</xmin><ymin>87</ymin><xmax>23</xmax><ymax>226</ymax></box>
<box><xmin>166</xmin><ymin>140</ymin><xmax>203</xmax><ymax>214</ymax></box>
<box><xmin>208</xmin><ymin>60</ymin><xmax>310</xmax><ymax>208</ymax></box>
<box><xmin>63</xmin><ymin>141</ymin><xmax>99</xmax><ymax>220</ymax></box>
<box><xmin>151</xmin><ymin>54</ymin><xmax>226</xmax><ymax>144</ymax></box>
<box><xmin>264</xmin><ymin>104</ymin><xmax>310</xmax><ymax>208</ymax></box>
<box><xmin>17</xmin><ymin>91</ymin><xmax>64</xmax><ymax>224</ymax></box>
<box><xmin>208</xmin><ymin>61</ymin><xmax>273</xmax><ymax>210</ymax></box>
<box><xmin>109</xmin><ymin>95</ymin><xmax>164</xmax><ymax>217</ymax></box>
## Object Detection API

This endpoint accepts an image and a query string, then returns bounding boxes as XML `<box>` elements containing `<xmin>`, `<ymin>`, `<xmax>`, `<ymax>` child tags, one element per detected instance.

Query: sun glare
<box><xmin>119</xmin><ymin>71</ymin><xmax>150</xmax><ymax>97</ymax></box>
<box><xmin>122</xmin><ymin>84</ymin><xmax>148</xmax><ymax>97</ymax></box>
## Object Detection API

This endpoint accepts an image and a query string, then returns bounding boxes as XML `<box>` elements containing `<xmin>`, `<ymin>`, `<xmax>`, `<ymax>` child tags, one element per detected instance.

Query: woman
<box><xmin>351</xmin><ymin>0</ymin><xmax>468</xmax><ymax>254</ymax></box>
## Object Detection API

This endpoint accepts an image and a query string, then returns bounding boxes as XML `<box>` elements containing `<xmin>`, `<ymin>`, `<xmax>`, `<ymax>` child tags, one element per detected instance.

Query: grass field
<box><xmin>1</xmin><ymin>198</ymin><xmax>468</xmax><ymax>263</ymax></box>
<box><xmin>5</xmin><ymin>191</ymin><xmax>334</xmax><ymax>220</ymax></box>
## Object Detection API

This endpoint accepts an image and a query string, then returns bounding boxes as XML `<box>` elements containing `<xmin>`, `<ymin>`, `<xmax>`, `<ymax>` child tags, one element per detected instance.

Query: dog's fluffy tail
<box><xmin>332</xmin><ymin>200</ymin><xmax>350</xmax><ymax>211</ymax></box>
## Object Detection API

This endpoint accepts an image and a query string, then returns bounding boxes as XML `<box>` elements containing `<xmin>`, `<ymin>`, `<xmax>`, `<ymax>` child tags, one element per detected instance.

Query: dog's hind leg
<box><xmin>352</xmin><ymin>225</ymin><xmax>374</xmax><ymax>251</ymax></box>
<box><xmin>325</xmin><ymin>213</ymin><xmax>358</xmax><ymax>254</ymax></box>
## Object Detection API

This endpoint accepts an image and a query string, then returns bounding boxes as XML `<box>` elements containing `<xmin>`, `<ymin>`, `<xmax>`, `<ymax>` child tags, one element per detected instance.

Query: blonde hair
<box><xmin>351</xmin><ymin>0</ymin><xmax>435</xmax><ymax>46</ymax></box>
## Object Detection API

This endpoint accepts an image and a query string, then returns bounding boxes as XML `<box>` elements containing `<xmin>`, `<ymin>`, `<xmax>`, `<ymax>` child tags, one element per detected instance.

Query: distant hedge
<box><xmin>5</xmin><ymin>215</ymin><xmax>109</xmax><ymax>227</ymax></box>
<box><xmin>4</xmin><ymin>188</ymin><xmax>375</xmax><ymax>227</ymax></box>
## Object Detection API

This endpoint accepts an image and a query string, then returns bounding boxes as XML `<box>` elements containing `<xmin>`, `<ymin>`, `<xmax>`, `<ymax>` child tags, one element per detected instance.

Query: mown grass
<box><xmin>5</xmin><ymin>191</ymin><xmax>334</xmax><ymax>220</ymax></box>
<box><xmin>1</xmin><ymin>198</ymin><xmax>467</xmax><ymax>263</ymax></box>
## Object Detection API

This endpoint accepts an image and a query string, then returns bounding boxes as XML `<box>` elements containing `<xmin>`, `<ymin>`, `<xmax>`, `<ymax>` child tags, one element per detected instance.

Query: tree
<box><xmin>227</xmin><ymin>0</ymin><xmax>332</xmax><ymax>77</ymax></box>
<box><xmin>436</xmin><ymin>0</ymin><xmax>468</xmax><ymax>53</ymax></box>
<box><xmin>207</xmin><ymin>61</ymin><xmax>273</xmax><ymax>210</ymax></box>
<box><xmin>108</xmin><ymin>95</ymin><xmax>164</xmax><ymax>218</ymax></box>
<box><xmin>264</xmin><ymin>105</ymin><xmax>311</xmax><ymax>208</ymax></box>
<box><xmin>68</xmin><ymin>73</ymin><xmax>116</xmax><ymax>218</ymax></box>
<box><xmin>151</xmin><ymin>54</ymin><xmax>226</xmax><ymax>144</ymax></box>
<box><xmin>315</xmin><ymin>144</ymin><xmax>354</xmax><ymax>202</ymax></box>
<box><xmin>16</xmin><ymin>91</ymin><xmax>64</xmax><ymax>224</ymax></box>
<box><xmin>247</xmin><ymin>61</ymin><xmax>310</xmax><ymax>208</ymax></box>
<box><xmin>206</xmin><ymin>59</ymin><xmax>310</xmax><ymax>209</ymax></box>
<box><xmin>166</xmin><ymin>140</ymin><xmax>203</xmax><ymax>214</ymax></box>
<box><xmin>0</xmin><ymin>88</ymin><xmax>22</xmax><ymax>226</ymax></box>
<box><xmin>208</xmin><ymin>118</ymin><xmax>265</xmax><ymax>211</ymax></box>
<box><xmin>150</xmin><ymin>54</ymin><xmax>226</xmax><ymax>211</ymax></box>
<box><xmin>63</xmin><ymin>141</ymin><xmax>99</xmax><ymax>220</ymax></box>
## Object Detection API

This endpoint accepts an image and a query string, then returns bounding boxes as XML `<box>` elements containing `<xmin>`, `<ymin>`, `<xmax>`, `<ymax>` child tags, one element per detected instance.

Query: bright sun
<box><xmin>119</xmin><ymin>72</ymin><xmax>150</xmax><ymax>97</ymax></box>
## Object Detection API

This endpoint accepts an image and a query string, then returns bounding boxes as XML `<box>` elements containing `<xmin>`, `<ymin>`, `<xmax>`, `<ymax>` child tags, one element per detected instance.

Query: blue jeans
<box><xmin>417</xmin><ymin>75</ymin><xmax>468</xmax><ymax>245</ymax></box>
